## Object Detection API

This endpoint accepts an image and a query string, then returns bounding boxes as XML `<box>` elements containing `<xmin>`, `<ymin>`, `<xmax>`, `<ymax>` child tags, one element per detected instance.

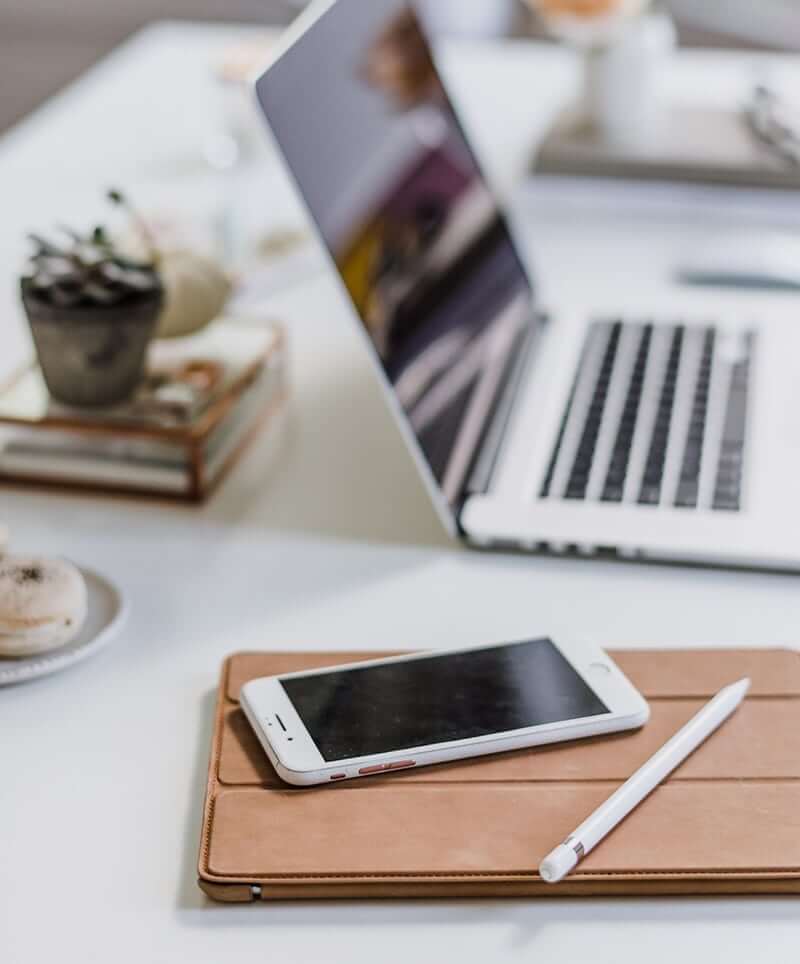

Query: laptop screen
<box><xmin>257</xmin><ymin>0</ymin><xmax>535</xmax><ymax>505</ymax></box>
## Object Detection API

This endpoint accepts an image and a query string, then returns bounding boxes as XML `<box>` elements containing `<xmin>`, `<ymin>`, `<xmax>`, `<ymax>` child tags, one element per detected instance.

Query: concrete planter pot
<box><xmin>21</xmin><ymin>280</ymin><xmax>162</xmax><ymax>408</ymax></box>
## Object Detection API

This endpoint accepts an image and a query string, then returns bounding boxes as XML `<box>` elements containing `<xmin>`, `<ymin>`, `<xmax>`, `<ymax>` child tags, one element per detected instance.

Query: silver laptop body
<box><xmin>255</xmin><ymin>0</ymin><xmax>800</xmax><ymax>571</ymax></box>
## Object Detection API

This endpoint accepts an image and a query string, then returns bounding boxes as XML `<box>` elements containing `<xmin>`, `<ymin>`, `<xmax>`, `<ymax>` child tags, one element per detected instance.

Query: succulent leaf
<box><xmin>25</xmin><ymin>191</ymin><xmax>161</xmax><ymax>309</ymax></box>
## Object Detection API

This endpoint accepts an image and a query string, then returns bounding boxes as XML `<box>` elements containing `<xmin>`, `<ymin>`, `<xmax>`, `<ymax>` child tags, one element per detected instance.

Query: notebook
<box><xmin>534</xmin><ymin>106</ymin><xmax>800</xmax><ymax>190</ymax></box>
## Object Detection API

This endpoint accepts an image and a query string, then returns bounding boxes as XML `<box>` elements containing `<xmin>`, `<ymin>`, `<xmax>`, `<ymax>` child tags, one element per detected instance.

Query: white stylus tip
<box><xmin>726</xmin><ymin>677</ymin><xmax>751</xmax><ymax>702</ymax></box>
<box><xmin>539</xmin><ymin>844</ymin><xmax>579</xmax><ymax>884</ymax></box>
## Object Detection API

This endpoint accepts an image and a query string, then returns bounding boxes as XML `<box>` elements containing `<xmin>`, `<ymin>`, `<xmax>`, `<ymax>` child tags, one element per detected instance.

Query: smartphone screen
<box><xmin>280</xmin><ymin>638</ymin><xmax>610</xmax><ymax>762</ymax></box>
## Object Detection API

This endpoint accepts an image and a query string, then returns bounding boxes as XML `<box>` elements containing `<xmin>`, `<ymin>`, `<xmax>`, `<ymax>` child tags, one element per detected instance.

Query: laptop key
<box><xmin>638</xmin><ymin>327</ymin><xmax>684</xmax><ymax>505</ymax></box>
<box><xmin>675</xmin><ymin>328</ymin><xmax>715</xmax><ymax>509</ymax></box>
<box><xmin>602</xmin><ymin>325</ymin><xmax>653</xmax><ymax>502</ymax></box>
<box><xmin>565</xmin><ymin>322</ymin><xmax>622</xmax><ymax>500</ymax></box>
<box><xmin>712</xmin><ymin>349</ymin><xmax>751</xmax><ymax>512</ymax></box>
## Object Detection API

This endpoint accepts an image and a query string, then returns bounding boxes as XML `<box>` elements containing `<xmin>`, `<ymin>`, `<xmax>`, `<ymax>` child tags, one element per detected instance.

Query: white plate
<box><xmin>0</xmin><ymin>567</ymin><xmax>127</xmax><ymax>686</ymax></box>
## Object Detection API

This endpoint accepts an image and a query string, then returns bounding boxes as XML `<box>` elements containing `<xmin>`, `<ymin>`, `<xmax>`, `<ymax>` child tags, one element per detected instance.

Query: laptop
<box><xmin>255</xmin><ymin>0</ymin><xmax>800</xmax><ymax>571</ymax></box>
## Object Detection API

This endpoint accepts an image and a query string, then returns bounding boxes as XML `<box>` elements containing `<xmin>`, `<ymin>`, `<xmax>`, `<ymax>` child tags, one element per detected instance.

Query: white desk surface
<box><xmin>2</xmin><ymin>22</ymin><xmax>800</xmax><ymax>963</ymax></box>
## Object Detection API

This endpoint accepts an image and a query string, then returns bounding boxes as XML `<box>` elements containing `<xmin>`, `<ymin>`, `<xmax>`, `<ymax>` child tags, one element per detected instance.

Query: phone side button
<box><xmin>359</xmin><ymin>764</ymin><xmax>386</xmax><ymax>775</ymax></box>
<box><xmin>329</xmin><ymin>773</ymin><xmax>347</xmax><ymax>781</ymax></box>
<box><xmin>387</xmin><ymin>760</ymin><xmax>416</xmax><ymax>771</ymax></box>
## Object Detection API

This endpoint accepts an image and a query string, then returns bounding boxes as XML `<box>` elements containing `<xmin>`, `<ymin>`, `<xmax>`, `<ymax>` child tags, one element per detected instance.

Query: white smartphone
<box><xmin>240</xmin><ymin>638</ymin><xmax>650</xmax><ymax>787</ymax></box>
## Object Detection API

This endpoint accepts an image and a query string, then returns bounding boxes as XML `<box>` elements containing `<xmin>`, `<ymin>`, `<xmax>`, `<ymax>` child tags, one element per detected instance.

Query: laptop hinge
<box><xmin>460</xmin><ymin>311</ymin><xmax>548</xmax><ymax>506</ymax></box>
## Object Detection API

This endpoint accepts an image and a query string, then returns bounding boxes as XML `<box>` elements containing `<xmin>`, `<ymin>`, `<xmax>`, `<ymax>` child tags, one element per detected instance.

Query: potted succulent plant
<box><xmin>20</xmin><ymin>191</ymin><xmax>163</xmax><ymax>408</ymax></box>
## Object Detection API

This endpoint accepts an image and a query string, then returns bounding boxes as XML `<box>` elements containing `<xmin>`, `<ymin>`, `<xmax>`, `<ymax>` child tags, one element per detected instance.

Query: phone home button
<box><xmin>590</xmin><ymin>662</ymin><xmax>611</xmax><ymax>676</ymax></box>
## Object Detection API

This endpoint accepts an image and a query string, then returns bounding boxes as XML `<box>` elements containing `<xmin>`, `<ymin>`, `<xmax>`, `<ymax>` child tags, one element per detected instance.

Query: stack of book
<box><xmin>0</xmin><ymin>321</ymin><xmax>287</xmax><ymax>501</ymax></box>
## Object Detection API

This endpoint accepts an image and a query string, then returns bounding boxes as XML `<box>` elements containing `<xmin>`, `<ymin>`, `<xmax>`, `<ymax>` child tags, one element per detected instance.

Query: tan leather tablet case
<box><xmin>198</xmin><ymin>649</ymin><xmax>800</xmax><ymax>901</ymax></box>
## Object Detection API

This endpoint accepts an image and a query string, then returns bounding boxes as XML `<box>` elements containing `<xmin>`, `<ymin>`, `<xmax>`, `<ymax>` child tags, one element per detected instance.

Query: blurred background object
<box><xmin>415</xmin><ymin>0</ymin><xmax>518</xmax><ymax>38</ymax></box>
<box><xmin>3</xmin><ymin>0</ymin><xmax>800</xmax><ymax>135</ymax></box>
<box><xmin>0</xmin><ymin>0</ymin><xmax>295</xmax><ymax>133</ymax></box>
<box><xmin>526</xmin><ymin>0</ymin><xmax>676</xmax><ymax>147</ymax></box>
<box><xmin>527</xmin><ymin>0</ymin><xmax>652</xmax><ymax>49</ymax></box>
<box><xmin>667</xmin><ymin>0</ymin><xmax>800</xmax><ymax>50</ymax></box>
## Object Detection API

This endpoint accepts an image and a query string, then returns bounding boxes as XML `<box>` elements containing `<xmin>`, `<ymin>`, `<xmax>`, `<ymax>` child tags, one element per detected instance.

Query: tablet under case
<box><xmin>198</xmin><ymin>648</ymin><xmax>800</xmax><ymax>901</ymax></box>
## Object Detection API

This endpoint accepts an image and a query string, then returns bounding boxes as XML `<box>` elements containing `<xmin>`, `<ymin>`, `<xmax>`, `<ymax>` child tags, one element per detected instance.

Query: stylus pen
<box><xmin>539</xmin><ymin>676</ymin><xmax>751</xmax><ymax>884</ymax></box>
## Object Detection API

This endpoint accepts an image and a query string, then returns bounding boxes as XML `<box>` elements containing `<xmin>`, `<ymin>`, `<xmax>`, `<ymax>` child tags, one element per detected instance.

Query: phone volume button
<box><xmin>387</xmin><ymin>760</ymin><xmax>416</xmax><ymax>771</ymax></box>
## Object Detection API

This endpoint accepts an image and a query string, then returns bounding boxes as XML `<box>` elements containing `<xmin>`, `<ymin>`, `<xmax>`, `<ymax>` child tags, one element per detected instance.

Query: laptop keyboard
<box><xmin>540</xmin><ymin>320</ymin><xmax>754</xmax><ymax>513</ymax></box>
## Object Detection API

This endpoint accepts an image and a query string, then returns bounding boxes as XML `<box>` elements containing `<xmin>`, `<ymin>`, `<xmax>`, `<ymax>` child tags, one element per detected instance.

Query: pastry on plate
<box><xmin>0</xmin><ymin>556</ymin><xmax>88</xmax><ymax>658</ymax></box>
